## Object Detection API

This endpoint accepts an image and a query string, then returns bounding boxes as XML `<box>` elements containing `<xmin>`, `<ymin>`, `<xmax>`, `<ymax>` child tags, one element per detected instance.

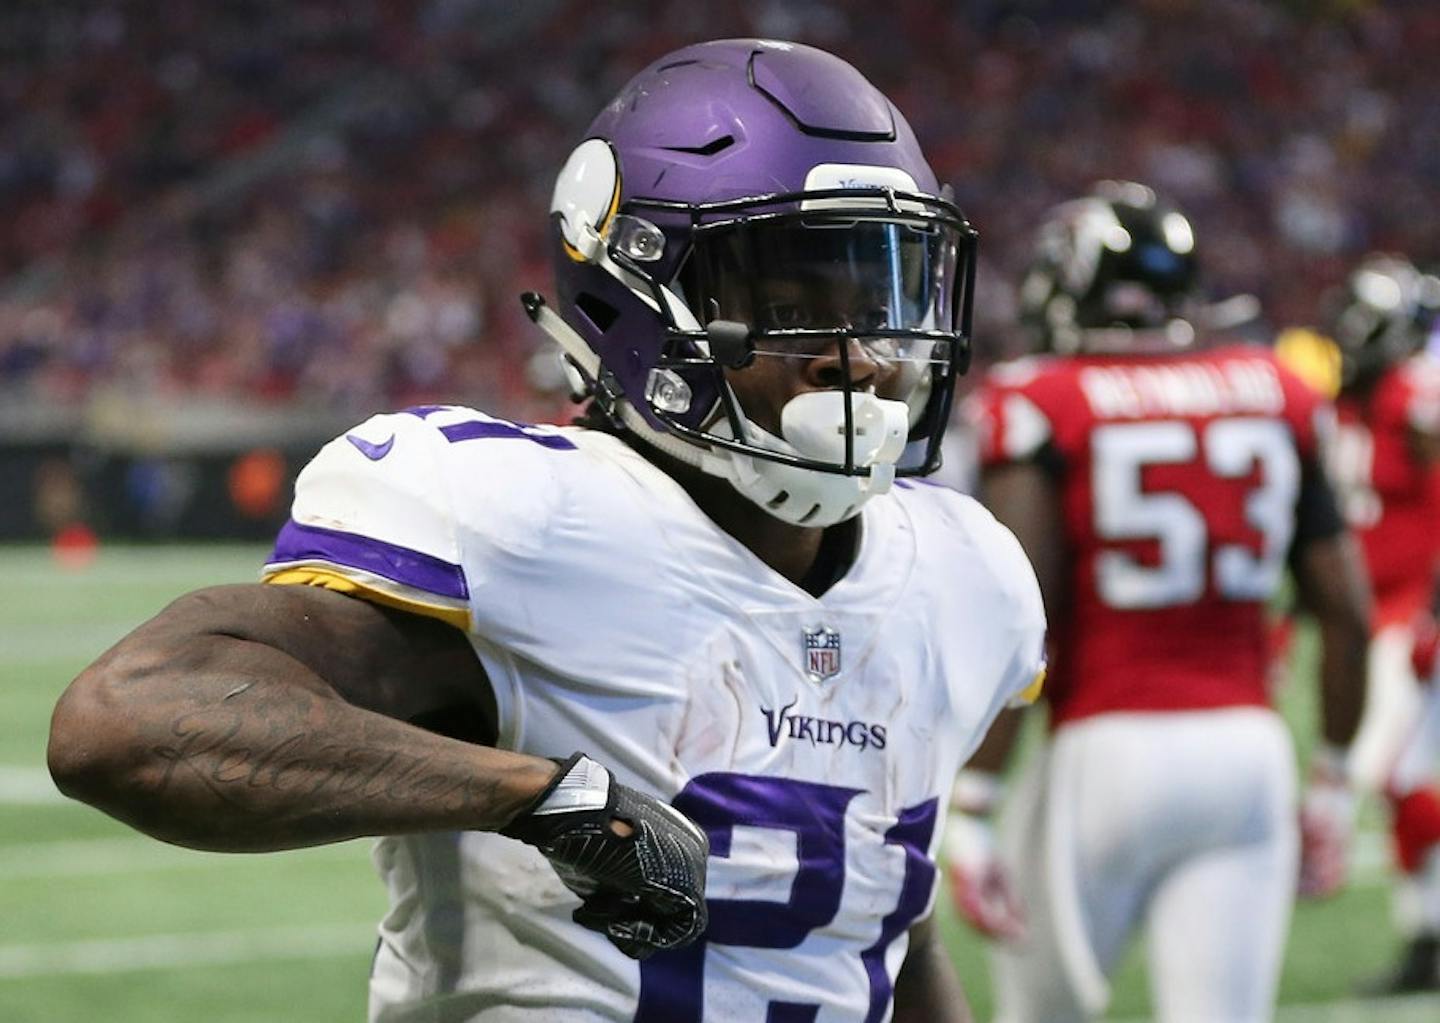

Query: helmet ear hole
<box><xmin>575</xmin><ymin>293</ymin><xmax>620</xmax><ymax>334</ymax></box>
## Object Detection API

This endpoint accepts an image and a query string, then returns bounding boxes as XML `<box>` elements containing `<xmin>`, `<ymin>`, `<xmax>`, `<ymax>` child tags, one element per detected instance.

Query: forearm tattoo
<box><xmin>139</xmin><ymin>680</ymin><xmax>505</xmax><ymax>841</ymax></box>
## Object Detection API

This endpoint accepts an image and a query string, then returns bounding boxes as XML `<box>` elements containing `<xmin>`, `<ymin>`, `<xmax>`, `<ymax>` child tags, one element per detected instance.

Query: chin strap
<box><xmin>621</xmin><ymin>404</ymin><xmax>733</xmax><ymax>478</ymax></box>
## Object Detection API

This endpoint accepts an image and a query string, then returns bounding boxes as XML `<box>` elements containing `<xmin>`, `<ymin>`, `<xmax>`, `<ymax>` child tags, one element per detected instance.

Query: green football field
<box><xmin>1</xmin><ymin>543</ymin><xmax>1437</xmax><ymax>1021</ymax></box>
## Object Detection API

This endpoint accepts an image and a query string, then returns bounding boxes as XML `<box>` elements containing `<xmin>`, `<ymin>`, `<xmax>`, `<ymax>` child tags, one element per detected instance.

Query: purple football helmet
<box><xmin>528</xmin><ymin>39</ymin><xmax>976</xmax><ymax>525</ymax></box>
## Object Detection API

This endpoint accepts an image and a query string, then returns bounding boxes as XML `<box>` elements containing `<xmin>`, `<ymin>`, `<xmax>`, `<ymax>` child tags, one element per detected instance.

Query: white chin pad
<box><xmin>780</xmin><ymin>391</ymin><xmax>909</xmax><ymax>467</ymax></box>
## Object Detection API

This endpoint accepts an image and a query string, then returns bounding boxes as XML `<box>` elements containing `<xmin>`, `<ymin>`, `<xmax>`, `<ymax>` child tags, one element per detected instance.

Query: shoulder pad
<box><xmin>264</xmin><ymin>406</ymin><xmax>580</xmax><ymax>626</ymax></box>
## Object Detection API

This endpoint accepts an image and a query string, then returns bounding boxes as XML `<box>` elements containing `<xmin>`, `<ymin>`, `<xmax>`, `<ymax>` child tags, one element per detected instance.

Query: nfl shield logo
<box><xmin>803</xmin><ymin>626</ymin><xmax>842</xmax><ymax>682</ymax></box>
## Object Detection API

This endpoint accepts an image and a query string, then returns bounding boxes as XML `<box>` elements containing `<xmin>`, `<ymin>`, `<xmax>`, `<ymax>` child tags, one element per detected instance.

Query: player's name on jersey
<box><xmin>1079</xmin><ymin>359</ymin><xmax>1286</xmax><ymax>420</ymax></box>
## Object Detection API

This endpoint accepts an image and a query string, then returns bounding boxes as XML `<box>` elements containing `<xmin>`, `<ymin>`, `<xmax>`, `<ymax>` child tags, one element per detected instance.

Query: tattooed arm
<box><xmin>47</xmin><ymin>583</ymin><xmax>557</xmax><ymax>852</ymax></box>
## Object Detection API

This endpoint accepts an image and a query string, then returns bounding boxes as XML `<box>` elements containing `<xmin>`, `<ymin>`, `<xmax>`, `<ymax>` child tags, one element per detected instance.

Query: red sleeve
<box><xmin>1262</xmin><ymin>351</ymin><xmax>1345</xmax><ymax>546</ymax></box>
<box><xmin>972</xmin><ymin>359</ymin><xmax>1059</xmax><ymax>469</ymax></box>
<box><xmin>1270</xmin><ymin>354</ymin><xmax>1330</xmax><ymax>464</ymax></box>
<box><xmin>1400</xmin><ymin>357</ymin><xmax>1440</xmax><ymax>438</ymax></box>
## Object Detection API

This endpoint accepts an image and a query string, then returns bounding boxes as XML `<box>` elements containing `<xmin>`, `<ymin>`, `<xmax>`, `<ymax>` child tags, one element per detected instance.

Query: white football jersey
<box><xmin>263</xmin><ymin>405</ymin><xmax>1046</xmax><ymax>1023</ymax></box>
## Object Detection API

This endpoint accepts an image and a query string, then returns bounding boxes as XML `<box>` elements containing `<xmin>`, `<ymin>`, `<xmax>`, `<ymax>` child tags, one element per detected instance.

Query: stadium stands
<box><xmin>0</xmin><ymin>1</ymin><xmax>1436</xmax><ymax>413</ymax></box>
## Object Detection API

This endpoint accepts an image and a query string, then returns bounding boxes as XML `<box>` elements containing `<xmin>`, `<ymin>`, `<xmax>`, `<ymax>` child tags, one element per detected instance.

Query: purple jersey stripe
<box><xmin>438</xmin><ymin>419</ymin><xmax>577</xmax><ymax>449</ymax></box>
<box><xmin>268</xmin><ymin>520</ymin><xmax>469</xmax><ymax>601</ymax></box>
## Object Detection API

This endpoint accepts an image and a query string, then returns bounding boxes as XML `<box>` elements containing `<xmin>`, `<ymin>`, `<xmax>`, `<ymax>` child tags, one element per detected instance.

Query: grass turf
<box><xmin>0</xmin><ymin>543</ymin><xmax>1433</xmax><ymax>1020</ymax></box>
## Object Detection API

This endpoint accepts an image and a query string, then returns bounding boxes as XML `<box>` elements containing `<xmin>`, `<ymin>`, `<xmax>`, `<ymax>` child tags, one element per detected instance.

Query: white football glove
<box><xmin>945</xmin><ymin>770</ymin><xmax>1026</xmax><ymax>941</ymax></box>
<box><xmin>1298</xmin><ymin>745</ymin><xmax>1355</xmax><ymax>900</ymax></box>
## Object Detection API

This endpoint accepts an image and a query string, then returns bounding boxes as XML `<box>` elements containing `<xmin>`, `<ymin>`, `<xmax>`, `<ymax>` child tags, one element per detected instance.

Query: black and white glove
<box><xmin>501</xmin><ymin>752</ymin><xmax>709</xmax><ymax>959</ymax></box>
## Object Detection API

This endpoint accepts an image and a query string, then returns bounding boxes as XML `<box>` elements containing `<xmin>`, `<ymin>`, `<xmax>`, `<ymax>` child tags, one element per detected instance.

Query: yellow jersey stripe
<box><xmin>1017</xmin><ymin>666</ymin><xmax>1046</xmax><ymax>705</ymax></box>
<box><xmin>264</xmin><ymin>567</ymin><xmax>471</xmax><ymax>631</ymax></box>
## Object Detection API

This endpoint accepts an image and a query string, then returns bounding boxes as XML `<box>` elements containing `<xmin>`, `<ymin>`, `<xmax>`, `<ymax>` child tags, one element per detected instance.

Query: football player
<box><xmin>1318</xmin><ymin>254</ymin><xmax>1440</xmax><ymax>993</ymax></box>
<box><xmin>47</xmin><ymin>40</ymin><xmax>1046</xmax><ymax>1022</ymax></box>
<box><xmin>951</xmin><ymin>181</ymin><xmax>1371</xmax><ymax>1022</ymax></box>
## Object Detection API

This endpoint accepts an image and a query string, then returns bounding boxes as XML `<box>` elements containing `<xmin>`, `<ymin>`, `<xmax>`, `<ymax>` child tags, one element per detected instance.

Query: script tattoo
<box><xmin>147</xmin><ymin>701</ymin><xmax>490</xmax><ymax>822</ymax></box>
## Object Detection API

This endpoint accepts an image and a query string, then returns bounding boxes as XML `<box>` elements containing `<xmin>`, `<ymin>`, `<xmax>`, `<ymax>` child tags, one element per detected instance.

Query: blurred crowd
<box><xmin>1</xmin><ymin>0</ymin><xmax>1437</xmax><ymax>419</ymax></box>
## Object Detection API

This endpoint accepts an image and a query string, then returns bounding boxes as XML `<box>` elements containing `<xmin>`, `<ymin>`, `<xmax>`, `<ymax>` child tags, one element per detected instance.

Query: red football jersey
<box><xmin>1332</xmin><ymin>355</ymin><xmax>1440</xmax><ymax>627</ymax></box>
<box><xmin>975</xmin><ymin>344</ymin><xmax>1328</xmax><ymax>726</ymax></box>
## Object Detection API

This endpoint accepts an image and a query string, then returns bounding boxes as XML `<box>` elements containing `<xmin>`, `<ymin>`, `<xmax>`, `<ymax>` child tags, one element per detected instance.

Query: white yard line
<box><xmin>0</xmin><ymin>834</ymin><xmax>369</xmax><ymax>879</ymax></box>
<box><xmin>4</xmin><ymin>931</ymin><xmax>1438</xmax><ymax>1021</ymax></box>
<box><xmin>0</xmin><ymin>760</ymin><xmax>1398</xmax><ymax>880</ymax></box>
<box><xmin>1</xmin><ymin>546</ymin><xmax>267</xmax><ymax>585</ymax></box>
<box><xmin>0</xmin><ymin>923</ymin><xmax>374</xmax><ymax>979</ymax></box>
<box><xmin>0</xmin><ymin>622</ymin><xmax>146</xmax><ymax>662</ymax></box>
<box><xmin>0</xmin><ymin>766</ymin><xmax>67</xmax><ymax>806</ymax></box>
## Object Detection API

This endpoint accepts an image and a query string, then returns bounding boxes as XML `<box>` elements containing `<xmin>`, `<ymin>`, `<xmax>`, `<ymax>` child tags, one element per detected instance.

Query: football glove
<box><xmin>945</xmin><ymin>770</ymin><xmax>1026</xmax><ymax>941</ymax></box>
<box><xmin>1298</xmin><ymin>745</ymin><xmax>1355</xmax><ymax>899</ymax></box>
<box><xmin>501</xmin><ymin>753</ymin><xmax>709</xmax><ymax>959</ymax></box>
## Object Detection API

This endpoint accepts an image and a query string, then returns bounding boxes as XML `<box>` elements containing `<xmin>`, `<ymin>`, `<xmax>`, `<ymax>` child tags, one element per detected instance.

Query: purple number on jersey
<box><xmin>403</xmin><ymin>406</ymin><xmax>577</xmax><ymax>450</ymax></box>
<box><xmin>860</xmin><ymin>800</ymin><xmax>940</xmax><ymax>1022</ymax></box>
<box><xmin>636</xmin><ymin>773</ymin><xmax>938</xmax><ymax>1022</ymax></box>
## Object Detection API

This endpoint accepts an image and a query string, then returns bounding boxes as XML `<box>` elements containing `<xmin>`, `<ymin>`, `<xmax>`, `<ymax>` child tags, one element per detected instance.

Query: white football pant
<box><xmin>991</xmin><ymin>708</ymin><xmax>1298</xmax><ymax>1023</ymax></box>
<box><xmin>1349</xmin><ymin>623</ymin><xmax>1440</xmax><ymax>937</ymax></box>
<box><xmin>1349</xmin><ymin>624</ymin><xmax>1431</xmax><ymax>794</ymax></box>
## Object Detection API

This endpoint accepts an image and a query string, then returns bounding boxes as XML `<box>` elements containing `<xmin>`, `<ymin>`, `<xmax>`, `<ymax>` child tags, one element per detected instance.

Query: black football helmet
<box><xmin>1019</xmin><ymin>181</ymin><xmax>1200</xmax><ymax>354</ymax></box>
<box><xmin>1326</xmin><ymin>253</ymin><xmax>1440</xmax><ymax>390</ymax></box>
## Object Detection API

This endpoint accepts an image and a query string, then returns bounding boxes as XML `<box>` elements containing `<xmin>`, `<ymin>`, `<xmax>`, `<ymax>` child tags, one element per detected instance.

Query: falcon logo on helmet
<box><xmin>523</xmin><ymin>39</ymin><xmax>977</xmax><ymax>527</ymax></box>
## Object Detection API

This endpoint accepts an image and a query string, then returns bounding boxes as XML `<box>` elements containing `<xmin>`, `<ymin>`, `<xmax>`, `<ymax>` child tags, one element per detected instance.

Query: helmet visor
<box><xmin>656</xmin><ymin>215</ymin><xmax>970</xmax><ymax>475</ymax></box>
<box><xmin>635</xmin><ymin>201</ymin><xmax>974</xmax><ymax>478</ymax></box>
<box><xmin>681</xmin><ymin>216</ymin><xmax>965</xmax><ymax>343</ymax></box>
